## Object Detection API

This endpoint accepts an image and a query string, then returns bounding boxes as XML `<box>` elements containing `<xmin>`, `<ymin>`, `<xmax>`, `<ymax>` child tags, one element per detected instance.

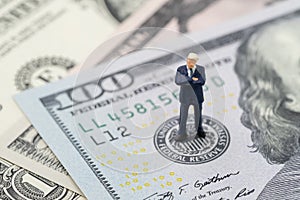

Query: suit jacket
<box><xmin>175</xmin><ymin>64</ymin><xmax>206</xmax><ymax>103</ymax></box>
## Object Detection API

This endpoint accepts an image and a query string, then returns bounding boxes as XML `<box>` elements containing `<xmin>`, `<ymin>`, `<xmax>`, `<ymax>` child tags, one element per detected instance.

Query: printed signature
<box><xmin>143</xmin><ymin>191</ymin><xmax>174</xmax><ymax>200</ymax></box>
<box><xmin>235</xmin><ymin>187</ymin><xmax>255</xmax><ymax>199</ymax></box>
<box><xmin>194</xmin><ymin>171</ymin><xmax>240</xmax><ymax>190</ymax></box>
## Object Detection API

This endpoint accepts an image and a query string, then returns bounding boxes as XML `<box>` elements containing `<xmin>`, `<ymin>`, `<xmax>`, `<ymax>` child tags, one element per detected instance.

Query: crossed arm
<box><xmin>175</xmin><ymin>68</ymin><xmax>206</xmax><ymax>86</ymax></box>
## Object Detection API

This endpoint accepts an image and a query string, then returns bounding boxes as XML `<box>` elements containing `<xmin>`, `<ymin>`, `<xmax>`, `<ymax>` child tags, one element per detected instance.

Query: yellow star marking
<box><xmin>132</xmin><ymin>172</ymin><xmax>138</xmax><ymax>176</ymax></box>
<box><xmin>129</xmin><ymin>142</ymin><xmax>134</xmax><ymax>146</ymax></box>
<box><xmin>231</xmin><ymin>105</ymin><xmax>237</xmax><ymax>110</ymax></box>
<box><xmin>153</xmin><ymin>178</ymin><xmax>157</xmax><ymax>182</ymax></box>
<box><xmin>143</xmin><ymin>168</ymin><xmax>149</xmax><ymax>172</ymax></box>
<box><xmin>144</xmin><ymin>182</ymin><xmax>150</xmax><ymax>187</ymax></box>
<box><xmin>150</xmin><ymin>121</ymin><xmax>155</xmax><ymax>125</ymax></box>
<box><xmin>229</xmin><ymin>93</ymin><xmax>234</xmax><ymax>97</ymax></box>
<box><xmin>100</xmin><ymin>163</ymin><xmax>105</xmax><ymax>166</ymax></box>
<box><xmin>123</xmin><ymin>144</ymin><xmax>128</xmax><ymax>148</ymax></box>
<box><xmin>136</xmin><ymin>139</ymin><xmax>142</xmax><ymax>143</ymax></box>
<box><xmin>159</xmin><ymin>176</ymin><xmax>165</xmax><ymax>180</ymax></box>
<box><xmin>207</xmin><ymin>102</ymin><xmax>212</xmax><ymax>106</ymax></box>
<box><xmin>131</xmin><ymin>188</ymin><xmax>135</xmax><ymax>192</ymax></box>
<box><xmin>101</xmin><ymin>154</ymin><xmax>106</xmax><ymax>158</ymax></box>
<box><xmin>125</xmin><ymin>181</ymin><xmax>131</xmax><ymax>186</ymax></box>
<box><xmin>173</xmin><ymin>109</ymin><xmax>178</xmax><ymax>113</ymax></box>
<box><xmin>127</xmin><ymin>153</ymin><xmax>131</xmax><ymax>157</ymax></box>
<box><xmin>169</xmin><ymin>172</ymin><xmax>175</xmax><ymax>176</ymax></box>
<box><xmin>176</xmin><ymin>178</ymin><xmax>182</xmax><ymax>182</ymax></box>
<box><xmin>137</xmin><ymin>185</ymin><xmax>142</xmax><ymax>190</ymax></box>
<box><xmin>133</xmin><ymin>150</ymin><xmax>138</xmax><ymax>154</ymax></box>
<box><xmin>119</xmin><ymin>184</ymin><xmax>124</xmax><ymax>187</ymax></box>
<box><xmin>118</xmin><ymin>157</ymin><xmax>124</xmax><ymax>161</ymax></box>
<box><xmin>160</xmin><ymin>184</ymin><xmax>165</xmax><ymax>188</ymax></box>
<box><xmin>143</xmin><ymin>162</ymin><xmax>149</xmax><ymax>166</ymax></box>
<box><xmin>166</xmin><ymin>182</ymin><xmax>172</xmax><ymax>186</ymax></box>
<box><xmin>142</xmin><ymin>124</ymin><xmax>147</xmax><ymax>128</ymax></box>
<box><xmin>133</xmin><ymin>164</ymin><xmax>139</xmax><ymax>169</ymax></box>
<box><xmin>107</xmin><ymin>160</ymin><xmax>112</xmax><ymax>164</ymax></box>
<box><xmin>133</xmin><ymin>178</ymin><xmax>138</xmax><ymax>183</ymax></box>
<box><xmin>140</xmin><ymin>148</ymin><xmax>146</xmax><ymax>152</ymax></box>
<box><xmin>125</xmin><ymin>168</ymin><xmax>129</xmax><ymax>172</ymax></box>
<box><xmin>96</xmin><ymin>155</ymin><xmax>100</xmax><ymax>160</ymax></box>
<box><xmin>111</xmin><ymin>151</ymin><xmax>116</xmax><ymax>155</ymax></box>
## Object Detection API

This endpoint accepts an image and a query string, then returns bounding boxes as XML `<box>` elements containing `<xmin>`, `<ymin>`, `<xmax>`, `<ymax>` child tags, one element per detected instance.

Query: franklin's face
<box><xmin>186</xmin><ymin>58</ymin><xmax>196</xmax><ymax>68</ymax></box>
<box><xmin>250</xmin><ymin>17</ymin><xmax>300</xmax><ymax>113</ymax></box>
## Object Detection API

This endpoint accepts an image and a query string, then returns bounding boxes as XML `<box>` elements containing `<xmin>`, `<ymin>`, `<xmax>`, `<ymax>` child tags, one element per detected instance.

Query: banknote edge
<box><xmin>20</xmin><ymin>4</ymin><xmax>300</xmax><ymax>198</ymax></box>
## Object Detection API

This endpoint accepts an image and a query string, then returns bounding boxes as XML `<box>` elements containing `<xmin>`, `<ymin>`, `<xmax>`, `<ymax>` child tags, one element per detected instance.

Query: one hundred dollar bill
<box><xmin>0</xmin><ymin>0</ymin><xmax>135</xmax><ymax>195</ymax></box>
<box><xmin>15</xmin><ymin>0</ymin><xmax>300</xmax><ymax>199</ymax></box>
<box><xmin>0</xmin><ymin>1</ymin><xmax>283</xmax><ymax>195</ymax></box>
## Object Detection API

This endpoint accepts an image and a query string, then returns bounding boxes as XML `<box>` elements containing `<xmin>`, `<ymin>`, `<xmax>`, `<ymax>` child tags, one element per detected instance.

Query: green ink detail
<box><xmin>92</xmin><ymin>119</ymin><xmax>106</xmax><ymax>128</ymax></box>
<box><xmin>211</xmin><ymin>76</ymin><xmax>225</xmax><ymax>87</ymax></box>
<box><xmin>145</xmin><ymin>99</ymin><xmax>160</xmax><ymax>110</ymax></box>
<box><xmin>108</xmin><ymin>113</ymin><xmax>121</xmax><ymax>121</ymax></box>
<box><xmin>78</xmin><ymin>123</ymin><xmax>93</xmax><ymax>133</ymax></box>
<box><xmin>135</xmin><ymin>103</ymin><xmax>147</xmax><ymax>114</ymax></box>
<box><xmin>172</xmin><ymin>89</ymin><xmax>179</xmax><ymax>100</ymax></box>
<box><xmin>158</xmin><ymin>93</ymin><xmax>172</xmax><ymax>105</ymax></box>
<box><xmin>121</xmin><ymin>107</ymin><xmax>134</xmax><ymax>119</ymax></box>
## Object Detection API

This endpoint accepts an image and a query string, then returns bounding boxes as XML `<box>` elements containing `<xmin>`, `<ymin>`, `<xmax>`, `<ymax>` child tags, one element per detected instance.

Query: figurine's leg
<box><xmin>178</xmin><ymin>103</ymin><xmax>189</xmax><ymax>135</ymax></box>
<box><xmin>194</xmin><ymin>101</ymin><xmax>203</xmax><ymax>132</ymax></box>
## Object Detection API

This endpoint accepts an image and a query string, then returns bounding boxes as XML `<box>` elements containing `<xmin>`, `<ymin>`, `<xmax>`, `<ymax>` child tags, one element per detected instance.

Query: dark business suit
<box><xmin>175</xmin><ymin>64</ymin><xmax>206</xmax><ymax>135</ymax></box>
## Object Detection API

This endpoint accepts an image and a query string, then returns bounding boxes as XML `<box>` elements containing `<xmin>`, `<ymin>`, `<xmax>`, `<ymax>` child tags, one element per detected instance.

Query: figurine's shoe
<box><xmin>174</xmin><ymin>134</ymin><xmax>187</xmax><ymax>142</ymax></box>
<box><xmin>196</xmin><ymin>130</ymin><xmax>206</xmax><ymax>139</ymax></box>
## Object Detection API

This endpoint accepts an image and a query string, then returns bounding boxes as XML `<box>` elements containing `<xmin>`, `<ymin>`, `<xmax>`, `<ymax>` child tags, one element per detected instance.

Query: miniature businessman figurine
<box><xmin>174</xmin><ymin>52</ymin><xmax>206</xmax><ymax>141</ymax></box>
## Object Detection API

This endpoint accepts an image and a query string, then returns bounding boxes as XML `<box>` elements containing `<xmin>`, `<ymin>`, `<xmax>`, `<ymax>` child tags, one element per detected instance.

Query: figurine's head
<box><xmin>186</xmin><ymin>52</ymin><xmax>199</xmax><ymax>68</ymax></box>
<box><xmin>234</xmin><ymin>16</ymin><xmax>300</xmax><ymax>164</ymax></box>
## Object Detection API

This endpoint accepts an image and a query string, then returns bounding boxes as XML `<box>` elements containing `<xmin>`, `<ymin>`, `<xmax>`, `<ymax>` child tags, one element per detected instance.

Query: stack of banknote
<box><xmin>0</xmin><ymin>0</ymin><xmax>299</xmax><ymax>199</ymax></box>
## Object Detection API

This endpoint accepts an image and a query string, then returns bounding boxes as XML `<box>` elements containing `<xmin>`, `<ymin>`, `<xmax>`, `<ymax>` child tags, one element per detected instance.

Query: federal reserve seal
<box><xmin>15</xmin><ymin>56</ymin><xmax>75</xmax><ymax>90</ymax></box>
<box><xmin>154</xmin><ymin>115</ymin><xmax>230</xmax><ymax>164</ymax></box>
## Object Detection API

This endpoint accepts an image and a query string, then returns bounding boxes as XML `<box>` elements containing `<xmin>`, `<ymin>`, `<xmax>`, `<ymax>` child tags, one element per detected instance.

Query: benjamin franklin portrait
<box><xmin>234</xmin><ymin>15</ymin><xmax>300</xmax><ymax>199</ymax></box>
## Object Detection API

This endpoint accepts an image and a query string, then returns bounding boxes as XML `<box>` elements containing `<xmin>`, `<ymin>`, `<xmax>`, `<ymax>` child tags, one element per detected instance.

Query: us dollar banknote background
<box><xmin>14</xmin><ymin>1</ymin><xmax>300</xmax><ymax>199</ymax></box>
<box><xmin>8</xmin><ymin>125</ymin><xmax>68</xmax><ymax>175</ymax></box>
<box><xmin>234</xmin><ymin>11</ymin><xmax>300</xmax><ymax>199</ymax></box>
<box><xmin>0</xmin><ymin>0</ymin><xmax>297</xmax><ymax>199</ymax></box>
<box><xmin>0</xmin><ymin>1</ymin><xmax>283</xmax><ymax>198</ymax></box>
<box><xmin>0</xmin><ymin>0</ymin><xmax>147</xmax><ymax>196</ymax></box>
<box><xmin>92</xmin><ymin>0</ymin><xmax>288</xmax><ymax>64</ymax></box>
<box><xmin>0</xmin><ymin>157</ymin><xmax>84</xmax><ymax>200</ymax></box>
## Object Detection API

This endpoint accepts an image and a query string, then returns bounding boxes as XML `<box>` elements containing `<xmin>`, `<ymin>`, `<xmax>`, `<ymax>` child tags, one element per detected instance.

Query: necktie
<box><xmin>189</xmin><ymin>68</ymin><xmax>193</xmax><ymax>77</ymax></box>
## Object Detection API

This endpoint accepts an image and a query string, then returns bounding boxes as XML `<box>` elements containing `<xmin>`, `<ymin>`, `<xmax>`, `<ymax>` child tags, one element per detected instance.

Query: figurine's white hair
<box><xmin>187</xmin><ymin>52</ymin><xmax>199</xmax><ymax>61</ymax></box>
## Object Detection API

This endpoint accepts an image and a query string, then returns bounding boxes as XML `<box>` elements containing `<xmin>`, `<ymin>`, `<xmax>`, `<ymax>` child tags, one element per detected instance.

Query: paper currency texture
<box><xmin>15</xmin><ymin>0</ymin><xmax>300</xmax><ymax>199</ymax></box>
